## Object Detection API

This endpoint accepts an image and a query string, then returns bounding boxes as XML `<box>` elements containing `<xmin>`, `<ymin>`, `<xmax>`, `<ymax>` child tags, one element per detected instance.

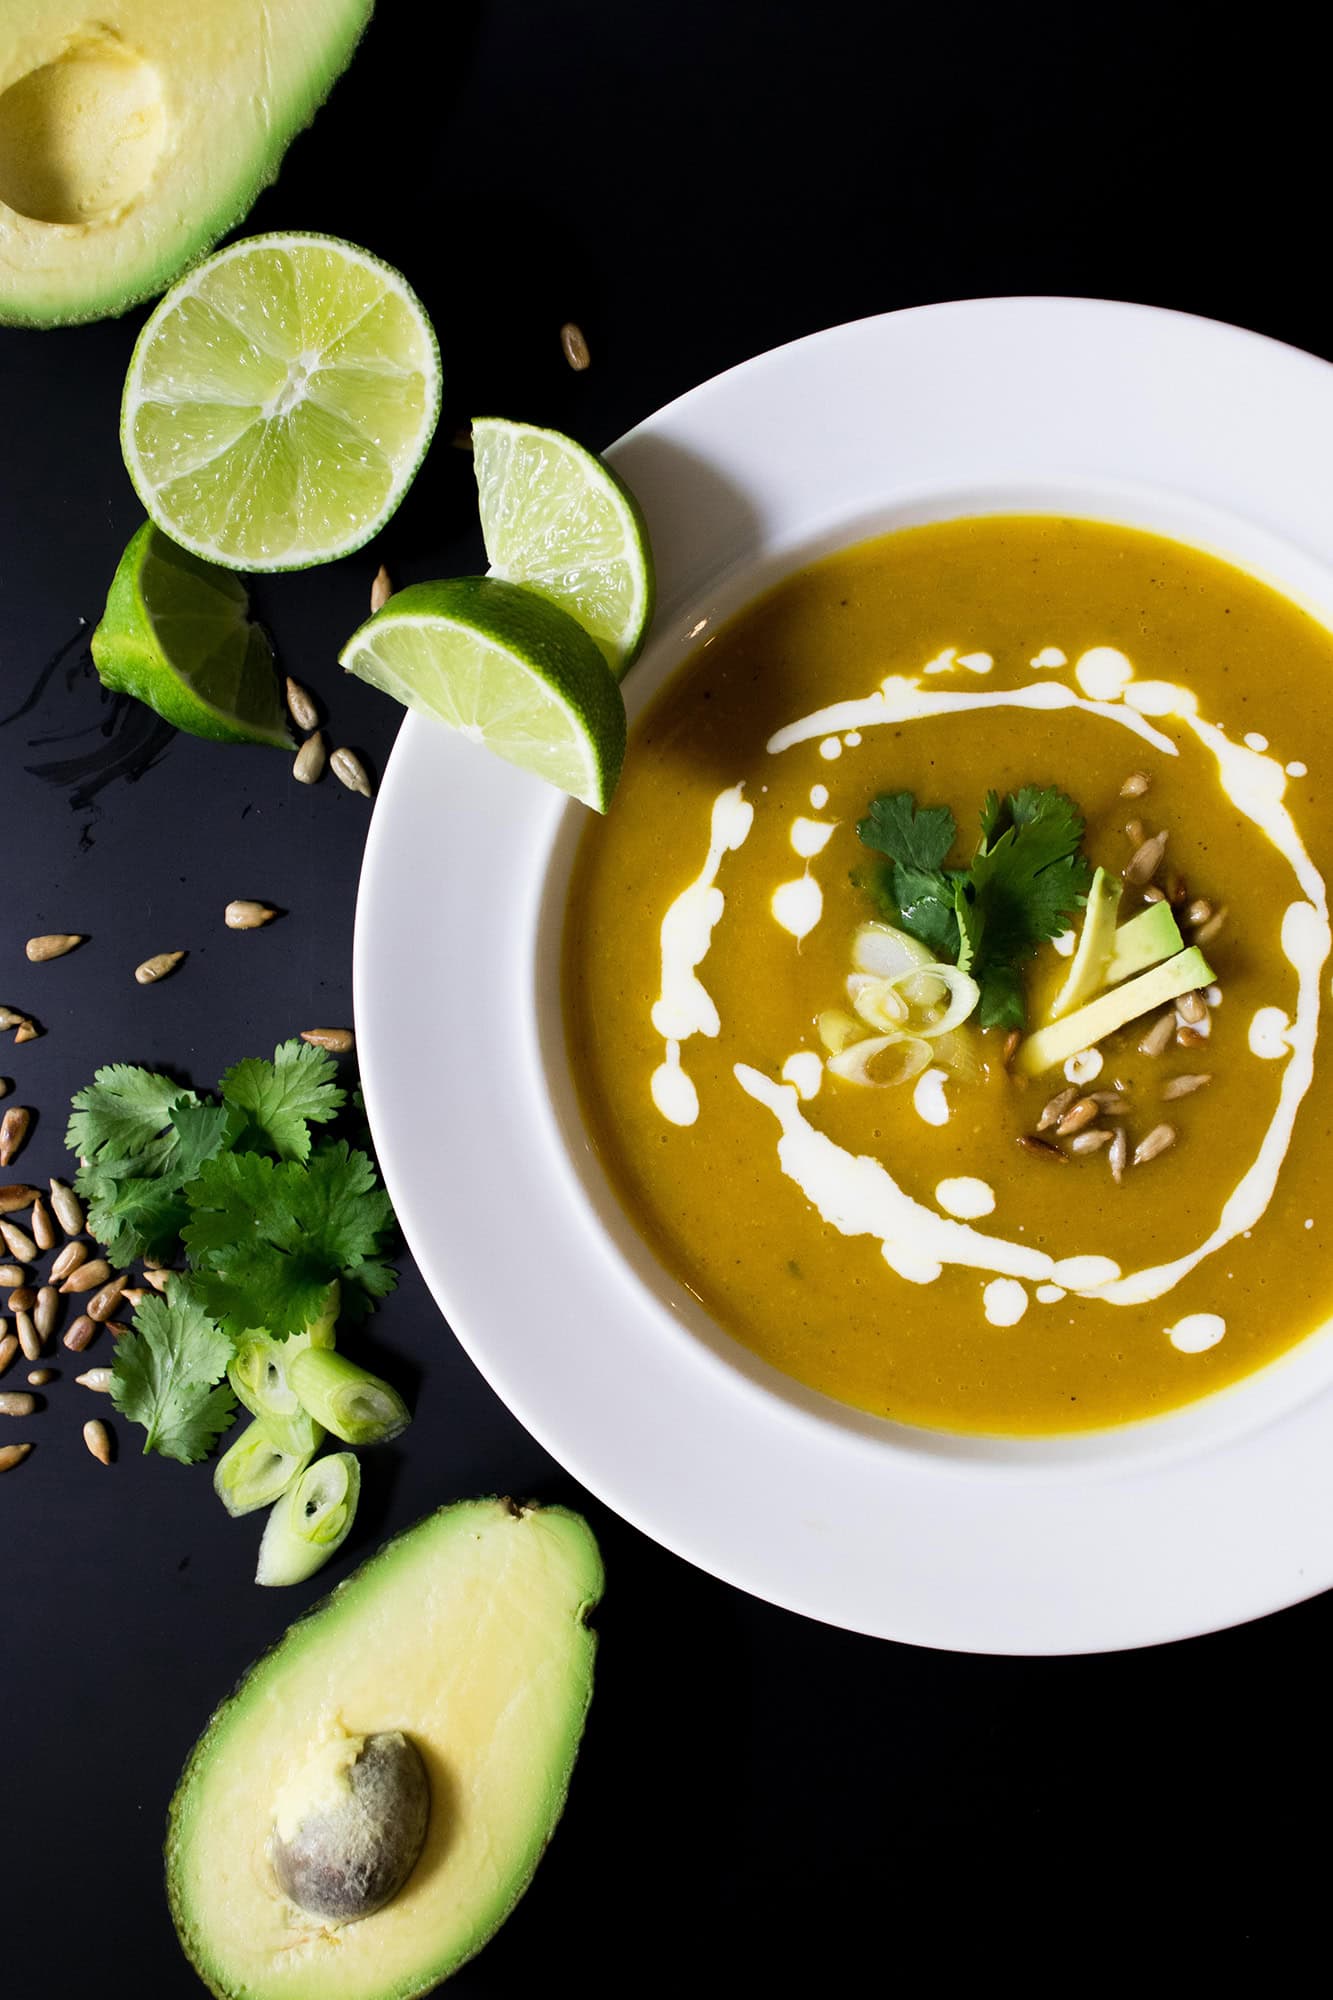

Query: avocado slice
<box><xmin>1015</xmin><ymin>946</ymin><xmax>1214</xmax><ymax>1077</ymax></box>
<box><xmin>1102</xmin><ymin>899</ymin><xmax>1185</xmax><ymax>986</ymax></box>
<box><xmin>0</xmin><ymin>1</ymin><xmax>373</xmax><ymax>327</ymax></box>
<box><xmin>1047</xmin><ymin>866</ymin><xmax>1122</xmax><ymax>1020</ymax></box>
<box><xmin>167</xmin><ymin>1499</ymin><xmax>603</xmax><ymax>1999</ymax></box>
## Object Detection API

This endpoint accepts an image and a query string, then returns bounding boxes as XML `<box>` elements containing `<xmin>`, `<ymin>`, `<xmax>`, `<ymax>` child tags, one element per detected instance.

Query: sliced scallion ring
<box><xmin>887</xmin><ymin>963</ymin><xmax>981</xmax><ymax>1037</ymax></box>
<box><xmin>256</xmin><ymin>1451</ymin><xmax>361</xmax><ymax>1587</ymax></box>
<box><xmin>213</xmin><ymin>1421</ymin><xmax>313</xmax><ymax>1519</ymax></box>
<box><xmin>846</xmin><ymin>972</ymin><xmax>912</xmax><ymax>1033</ymax></box>
<box><xmin>852</xmin><ymin>921</ymin><xmax>938</xmax><ymax>980</ymax></box>
<box><xmin>826</xmin><ymin>1033</ymin><xmax>934</xmax><ymax>1087</ymax></box>
<box><xmin>288</xmin><ymin>1348</ymin><xmax>412</xmax><ymax>1446</ymax></box>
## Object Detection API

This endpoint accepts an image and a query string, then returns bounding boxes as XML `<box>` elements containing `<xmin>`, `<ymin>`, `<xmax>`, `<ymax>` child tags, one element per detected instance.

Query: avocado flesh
<box><xmin>168</xmin><ymin>1500</ymin><xmax>604</xmax><ymax>2000</ymax></box>
<box><xmin>1046</xmin><ymin>867</ymin><xmax>1122</xmax><ymax>1020</ymax></box>
<box><xmin>0</xmin><ymin>0</ymin><xmax>373</xmax><ymax>327</ymax></box>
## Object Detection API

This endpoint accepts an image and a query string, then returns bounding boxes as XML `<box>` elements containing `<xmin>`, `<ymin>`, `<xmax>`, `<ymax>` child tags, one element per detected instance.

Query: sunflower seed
<box><xmin>1018</xmin><ymin>1134</ymin><xmax>1070</xmax><ymax>1163</ymax></box>
<box><xmin>1162</xmin><ymin>1073</ymin><xmax>1212</xmax><ymax>1100</ymax></box>
<box><xmin>1194</xmin><ymin>906</ymin><xmax>1229</xmax><ymax>947</ymax></box>
<box><xmin>13</xmin><ymin>1020</ymin><xmax>39</xmax><ymax>1043</ymax></box>
<box><xmin>0</xmin><ymin>1263</ymin><xmax>25</xmax><ymax>1286</ymax></box>
<box><xmin>62</xmin><ymin>1315</ymin><xmax>97</xmax><ymax>1353</ymax></box>
<box><xmin>1184</xmin><ymin>898</ymin><xmax>1213</xmax><ymax>928</ymax></box>
<box><xmin>1119</xmin><ymin>772</ymin><xmax>1150</xmax><ymax>798</ymax></box>
<box><xmin>0</xmin><ymin>1221</ymin><xmax>37</xmax><ymax>1261</ymax></box>
<box><xmin>0</xmin><ymin>1333</ymin><xmax>16</xmax><ymax>1377</ymax></box>
<box><xmin>224</xmin><ymin>900</ymin><xmax>278</xmax><ymax>930</ymax></box>
<box><xmin>49</xmin><ymin>1240</ymin><xmax>88</xmax><ymax>1283</ymax></box>
<box><xmin>331</xmin><ymin>747</ymin><xmax>373</xmax><ymax>798</ymax></box>
<box><xmin>0</xmin><ymin>1077</ymin><xmax>8</xmax><ymax>1097</ymax></box>
<box><xmin>142</xmin><ymin>1266</ymin><xmax>170</xmax><ymax>1293</ymax></box>
<box><xmin>61</xmin><ymin>1257</ymin><xmax>110</xmax><ymax>1295</ymax></box>
<box><xmin>1001</xmin><ymin>1028</ymin><xmax>1021</xmax><ymax>1071</ymax></box>
<box><xmin>1056</xmin><ymin>1096</ymin><xmax>1100</xmax><ymax>1137</ymax></box>
<box><xmin>34</xmin><ymin>1287</ymin><xmax>58</xmax><ymax>1339</ymax></box>
<box><xmin>1138</xmin><ymin>1010</ymin><xmax>1177</xmax><ymax>1058</ymax></box>
<box><xmin>1089</xmin><ymin>1091</ymin><xmax>1130</xmax><ymax>1112</ymax></box>
<box><xmin>26</xmin><ymin>1368</ymin><xmax>53</xmax><ymax>1387</ymax></box>
<box><xmin>0</xmin><ymin>1009</ymin><xmax>25</xmax><ymax>1030</ymax></box>
<box><xmin>1143</xmin><ymin>884</ymin><xmax>1166</xmax><ymax>904</ymax></box>
<box><xmin>16</xmin><ymin>1310</ymin><xmax>40</xmax><ymax>1360</ymax></box>
<box><xmin>0</xmin><ymin>1185</ymin><xmax>38</xmax><ymax>1215</ymax></box>
<box><xmin>75</xmin><ymin>1369</ymin><xmax>113</xmax><ymax>1393</ymax></box>
<box><xmin>0</xmin><ymin>1107</ymin><xmax>31</xmax><ymax>1167</ymax></box>
<box><xmin>48</xmin><ymin>1179</ymin><xmax>84</xmax><ymax>1236</ymax></box>
<box><xmin>1177</xmin><ymin>989</ymin><xmax>1207</xmax><ymax>1025</ymax></box>
<box><xmin>1125</xmin><ymin>830</ymin><xmax>1168</xmax><ymax>886</ymax></box>
<box><xmin>0</xmin><ymin>1442</ymin><xmax>31</xmax><ymax>1472</ymax></box>
<box><xmin>1177</xmin><ymin>1025</ymin><xmax>1207</xmax><ymax>1049</ymax></box>
<box><xmin>135</xmin><ymin>951</ymin><xmax>186</xmax><ymax>985</ymax></box>
<box><xmin>1133</xmin><ymin>1123</ymin><xmax>1177</xmax><ymax>1166</ymax></box>
<box><xmin>370</xmin><ymin>564</ymin><xmax>393</xmax><ymax>614</ymax></box>
<box><xmin>1037</xmin><ymin>1087</ymin><xmax>1080</xmax><ymax>1132</ymax></box>
<box><xmin>7</xmin><ymin>1287</ymin><xmax>35</xmax><ymax>1313</ymax></box>
<box><xmin>560</xmin><ymin>320</ymin><xmax>591</xmax><ymax>370</ymax></box>
<box><xmin>83</xmin><ymin>1419</ymin><xmax>112</xmax><ymax>1464</ymax></box>
<box><xmin>86</xmin><ymin>1274</ymin><xmax>127</xmax><ymax>1323</ymax></box>
<box><xmin>293</xmin><ymin>732</ymin><xmax>326</xmax><ymax>784</ymax></box>
<box><xmin>120</xmin><ymin>1286</ymin><xmax>148</xmax><ymax>1307</ymax></box>
<box><xmin>104</xmin><ymin>1321</ymin><xmax>130</xmax><ymax>1339</ymax></box>
<box><xmin>1069</xmin><ymin>1129</ymin><xmax>1113</xmax><ymax>1154</ymax></box>
<box><xmin>300</xmin><ymin>1027</ymin><xmax>355</xmax><ymax>1054</ymax></box>
<box><xmin>0</xmin><ymin>1391</ymin><xmax>36</xmax><ymax>1416</ymax></box>
<box><xmin>30</xmin><ymin>1197</ymin><xmax>54</xmax><ymax>1251</ymax></box>
<box><xmin>286</xmin><ymin>677</ymin><xmax>320</xmax><ymax>732</ymax></box>
<box><xmin>25</xmin><ymin>934</ymin><xmax>84</xmax><ymax>963</ymax></box>
<box><xmin>1124</xmin><ymin>818</ymin><xmax>1146</xmax><ymax>847</ymax></box>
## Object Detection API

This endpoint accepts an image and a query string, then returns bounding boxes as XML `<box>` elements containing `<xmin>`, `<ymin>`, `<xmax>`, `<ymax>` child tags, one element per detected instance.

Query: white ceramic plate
<box><xmin>355</xmin><ymin>297</ymin><xmax>1333</xmax><ymax>1655</ymax></box>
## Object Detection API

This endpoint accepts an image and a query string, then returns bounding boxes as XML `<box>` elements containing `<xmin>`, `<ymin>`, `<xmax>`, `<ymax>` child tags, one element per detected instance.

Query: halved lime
<box><xmin>472</xmin><ymin>416</ymin><xmax>654</xmax><ymax>676</ymax></box>
<box><xmin>121</xmin><ymin>232</ymin><xmax>442</xmax><ymax>572</ymax></box>
<box><xmin>339</xmin><ymin>577</ymin><xmax>626</xmax><ymax>810</ymax></box>
<box><xmin>90</xmin><ymin>522</ymin><xmax>291</xmax><ymax>748</ymax></box>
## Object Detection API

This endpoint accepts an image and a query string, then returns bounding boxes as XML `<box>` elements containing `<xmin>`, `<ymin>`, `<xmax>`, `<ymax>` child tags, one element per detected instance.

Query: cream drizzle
<box><xmin>1031</xmin><ymin>646</ymin><xmax>1067</xmax><ymax>669</ymax></box>
<box><xmin>937</xmin><ymin>1176</ymin><xmax>996</xmax><ymax>1220</ymax></box>
<box><xmin>983</xmin><ymin>1278</ymin><xmax>1028</xmax><ymax>1326</ymax></box>
<box><xmin>912</xmin><ymin>1067</ymin><xmax>950</xmax><ymax>1127</ymax></box>
<box><xmin>771</xmin><ymin>876</ymin><xmax>822</xmax><ymax>940</ymax></box>
<box><xmin>781</xmin><ymin>1051</ymin><xmax>823</xmax><ymax>1100</ymax></box>
<box><xmin>766</xmin><ymin>675</ymin><xmax>1176</xmax><ymax>759</ymax></box>
<box><xmin>1168</xmin><ymin>1313</ymin><xmax>1226</xmax><ymax>1353</ymax></box>
<box><xmin>790</xmin><ymin>816</ymin><xmax>835</xmax><ymax>859</ymax></box>
<box><xmin>649</xmin><ymin>785</ymin><xmax>754</xmax><ymax>1127</ymax></box>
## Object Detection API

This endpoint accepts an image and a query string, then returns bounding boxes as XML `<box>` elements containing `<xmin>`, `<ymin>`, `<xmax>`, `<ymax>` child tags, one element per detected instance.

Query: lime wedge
<box><xmin>90</xmin><ymin>522</ymin><xmax>291</xmax><ymax>748</ymax></box>
<box><xmin>339</xmin><ymin>577</ymin><xmax>626</xmax><ymax>810</ymax></box>
<box><xmin>472</xmin><ymin>416</ymin><xmax>654</xmax><ymax>676</ymax></box>
<box><xmin>121</xmin><ymin>232</ymin><xmax>442</xmax><ymax>572</ymax></box>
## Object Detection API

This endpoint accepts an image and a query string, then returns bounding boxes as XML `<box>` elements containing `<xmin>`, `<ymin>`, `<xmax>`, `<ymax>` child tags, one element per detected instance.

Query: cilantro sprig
<box><xmin>67</xmin><ymin>1041</ymin><xmax>397</xmax><ymax>1464</ymax></box>
<box><xmin>857</xmin><ymin>784</ymin><xmax>1093</xmax><ymax>1030</ymax></box>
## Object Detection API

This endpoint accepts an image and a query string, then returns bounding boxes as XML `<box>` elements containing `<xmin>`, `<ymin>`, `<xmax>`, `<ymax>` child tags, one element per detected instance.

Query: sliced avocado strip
<box><xmin>1015</xmin><ymin>946</ymin><xmax>1214</xmax><ymax>1077</ymax></box>
<box><xmin>0</xmin><ymin>0</ymin><xmax>373</xmax><ymax>327</ymax></box>
<box><xmin>168</xmin><ymin>1499</ymin><xmax>603</xmax><ymax>1999</ymax></box>
<box><xmin>1103</xmin><ymin>899</ymin><xmax>1185</xmax><ymax>986</ymax></box>
<box><xmin>1047</xmin><ymin>867</ymin><xmax>1122</xmax><ymax>1020</ymax></box>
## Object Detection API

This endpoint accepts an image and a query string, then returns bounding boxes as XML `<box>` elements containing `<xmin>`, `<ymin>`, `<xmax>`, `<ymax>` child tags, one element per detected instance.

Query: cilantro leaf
<box><xmin>219</xmin><ymin>1040</ymin><xmax>345</xmax><ymax>1163</ymax></box>
<box><xmin>109</xmin><ymin>1290</ymin><xmax>237</xmax><ymax>1464</ymax></box>
<box><xmin>76</xmin><ymin>1096</ymin><xmax>236</xmax><ymax>1266</ymax></box>
<box><xmin>858</xmin><ymin>791</ymin><xmax>956</xmax><ymax>872</ymax></box>
<box><xmin>67</xmin><ymin>1066</ymin><xmax>199</xmax><ymax>1177</ymax></box>
<box><xmin>954</xmin><ymin>880</ymin><xmax>983</xmax><ymax>977</ymax></box>
<box><xmin>182</xmin><ymin>1141</ymin><xmax>396</xmax><ymax>1339</ymax></box>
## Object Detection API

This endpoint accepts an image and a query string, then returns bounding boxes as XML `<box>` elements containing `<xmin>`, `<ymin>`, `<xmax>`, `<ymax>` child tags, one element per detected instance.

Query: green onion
<box><xmin>256</xmin><ymin>1452</ymin><xmax>360</xmax><ymax>1587</ymax></box>
<box><xmin>287</xmin><ymin>1348</ymin><xmax>411</xmax><ymax>1446</ymax></box>
<box><xmin>214</xmin><ymin>1420</ymin><xmax>313</xmax><ymax>1518</ymax></box>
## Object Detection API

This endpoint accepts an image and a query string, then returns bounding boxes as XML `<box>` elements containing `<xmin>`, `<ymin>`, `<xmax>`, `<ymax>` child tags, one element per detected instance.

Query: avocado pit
<box><xmin>271</xmin><ymin>1731</ymin><xmax>430</xmax><ymax>1925</ymax></box>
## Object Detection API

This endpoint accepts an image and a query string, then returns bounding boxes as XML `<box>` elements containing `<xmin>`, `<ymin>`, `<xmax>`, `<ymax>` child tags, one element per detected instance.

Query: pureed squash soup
<box><xmin>561</xmin><ymin>516</ymin><xmax>1333</xmax><ymax>1434</ymax></box>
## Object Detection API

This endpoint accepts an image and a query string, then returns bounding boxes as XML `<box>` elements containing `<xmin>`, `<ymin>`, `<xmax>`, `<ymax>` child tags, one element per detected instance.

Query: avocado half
<box><xmin>0</xmin><ymin>0</ymin><xmax>374</xmax><ymax>327</ymax></box>
<box><xmin>168</xmin><ymin>1500</ymin><xmax>604</xmax><ymax>1999</ymax></box>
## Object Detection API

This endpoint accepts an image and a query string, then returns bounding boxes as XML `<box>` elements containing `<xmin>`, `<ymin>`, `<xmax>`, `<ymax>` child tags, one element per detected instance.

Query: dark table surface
<box><xmin>4</xmin><ymin>3</ymin><xmax>1331</xmax><ymax>1988</ymax></box>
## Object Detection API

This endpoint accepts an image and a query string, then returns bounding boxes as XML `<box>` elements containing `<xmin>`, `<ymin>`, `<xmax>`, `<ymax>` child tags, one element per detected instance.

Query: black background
<box><xmin>2</xmin><ymin>3</ymin><xmax>1330</xmax><ymax>1990</ymax></box>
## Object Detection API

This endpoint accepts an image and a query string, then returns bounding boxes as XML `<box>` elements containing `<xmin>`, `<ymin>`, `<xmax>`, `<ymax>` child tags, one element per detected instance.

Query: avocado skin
<box><xmin>165</xmin><ymin>1499</ymin><xmax>605</xmax><ymax>2000</ymax></box>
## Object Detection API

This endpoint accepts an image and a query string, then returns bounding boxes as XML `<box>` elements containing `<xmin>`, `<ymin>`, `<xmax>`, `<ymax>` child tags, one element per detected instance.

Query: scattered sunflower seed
<box><xmin>120</xmin><ymin>1286</ymin><xmax>148</xmax><ymax>1308</ymax></box>
<box><xmin>1001</xmin><ymin>1028</ymin><xmax>1021</xmax><ymax>1071</ymax></box>
<box><xmin>0</xmin><ymin>1391</ymin><xmax>36</xmax><ymax>1416</ymax></box>
<box><xmin>82</xmin><ymin>1418</ymin><xmax>112</xmax><ymax>1465</ymax></box>
<box><xmin>85</xmin><ymin>1275</ymin><xmax>127</xmax><ymax>1323</ymax></box>
<box><xmin>1133</xmin><ymin>1123</ymin><xmax>1177</xmax><ymax>1166</ymax></box>
<box><xmin>1177</xmin><ymin>989</ymin><xmax>1207</xmax><ymax>1025</ymax></box>
<box><xmin>1037</xmin><ymin>1087</ymin><xmax>1080</xmax><ymax>1133</ymax></box>
<box><xmin>135</xmin><ymin>951</ymin><xmax>187</xmax><ymax>985</ymax></box>
<box><xmin>300</xmin><ymin>1027</ymin><xmax>355</xmax><ymax>1054</ymax></box>
<box><xmin>0</xmin><ymin>1221</ymin><xmax>37</xmax><ymax>1261</ymax></box>
<box><xmin>1143</xmin><ymin>885</ymin><xmax>1166</xmax><ymax>904</ymax></box>
<box><xmin>1124</xmin><ymin>819</ymin><xmax>1146</xmax><ymax>847</ymax></box>
<box><xmin>1069</xmin><ymin>1129</ymin><xmax>1113</xmax><ymax>1154</ymax></box>
<box><xmin>1055</xmin><ymin>1096</ymin><xmax>1100</xmax><ymax>1138</ymax></box>
<box><xmin>286</xmin><ymin>676</ymin><xmax>320</xmax><ymax>732</ymax></box>
<box><xmin>141</xmin><ymin>1266</ymin><xmax>170</xmax><ymax>1294</ymax></box>
<box><xmin>0</xmin><ymin>1077</ymin><xmax>8</xmax><ymax>1097</ymax></box>
<box><xmin>7</xmin><ymin>1287</ymin><xmax>35</xmax><ymax>1314</ymax></box>
<box><xmin>30</xmin><ymin>1197</ymin><xmax>54</xmax><ymax>1251</ymax></box>
<box><xmin>12</xmin><ymin>1020</ymin><xmax>39</xmax><ymax>1043</ymax></box>
<box><xmin>0</xmin><ymin>1184</ymin><xmax>39</xmax><ymax>1215</ymax></box>
<box><xmin>62</xmin><ymin>1315</ymin><xmax>97</xmax><ymax>1353</ymax></box>
<box><xmin>15</xmin><ymin>1310</ymin><xmax>40</xmax><ymax>1360</ymax></box>
<box><xmin>61</xmin><ymin>1257</ymin><xmax>111</xmax><ymax>1296</ymax></box>
<box><xmin>26</xmin><ymin>1368</ymin><xmax>53</xmax><ymax>1387</ymax></box>
<box><xmin>25</xmin><ymin>933</ymin><xmax>84</xmax><ymax>962</ymax></box>
<box><xmin>0</xmin><ymin>1107</ymin><xmax>31</xmax><ymax>1167</ymax></box>
<box><xmin>370</xmin><ymin>564</ymin><xmax>393</xmax><ymax>613</ymax></box>
<box><xmin>34</xmin><ymin>1287</ymin><xmax>58</xmax><ymax>1339</ymax></box>
<box><xmin>1194</xmin><ymin>906</ymin><xmax>1229</xmax><ymax>947</ymax></box>
<box><xmin>49</xmin><ymin>1240</ymin><xmax>88</xmax><ymax>1283</ymax></box>
<box><xmin>1184</xmin><ymin>898</ymin><xmax>1213</xmax><ymax>928</ymax></box>
<box><xmin>224</xmin><ymin>900</ymin><xmax>278</xmax><ymax>930</ymax></box>
<box><xmin>75</xmin><ymin>1368</ymin><xmax>113</xmax><ymax>1393</ymax></box>
<box><xmin>331</xmin><ymin>746</ymin><xmax>373</xmax><ymax>798</ymax></box>
<box><xmin>1138</xmin><ymin>1011</ymin><xmax>1177</xmax><ymax>1058</ymax></box>
<box><xmin>560</xmin><ymin>320</ymin><xmax>591</xmax><ymax>370</ymax></box>
<box><xmin>0</xmin><ymin>1262</ymin><xmax>25</xmax><ymax>1286</ymax></box>
<box><xmin>1018</xmin><ymin>1134</ymin><xmax>1070</xmax><ymax>1164</ymax></box>
<box><xmin>1125</xmin><ymin>829</ymin><xmax>1168</xmax><ymax>887</ymax></box>
<box><xmin>103</xmin><ymin>1321</ymin><xmax>130</xmax><ymax>1339</ymax></box>
<box><xmin>0</xmin><ymin>1442</ymin><xmax>32</xmax><ymax>1472</ymax></box>
<box><xmin>1119</xmin><ymin>771</ymin><xmax>1150</xmax><ymax>798</ymax></box>
<box><xmin>0</xmin><ymin>1008</ymin><xmax>25</xmax><ymax>1031</ymax></box>
<box><xmin>49</xmin><ymin>1179</ymin><xmax>84</xmax><ymax>1236</ymax></box>
<box><xmin>1162</xmin><ymin>1073</ymin><xmax>1212</xmax><ymax>1100</ymax></box>
<box><xmin>0</xmin><ymin>1333</ymin><xmax>16</xmax><ymax>1376</ymax></box>
<box><xmin>1177</xmin><ymin>1025</ymin><xmax>1207</xmax><ymax>1049</ymax></box>
<box><xmin>293</xmin><ymin>732</ymin><xmax>326</xmax><ymax>784</ymax></box>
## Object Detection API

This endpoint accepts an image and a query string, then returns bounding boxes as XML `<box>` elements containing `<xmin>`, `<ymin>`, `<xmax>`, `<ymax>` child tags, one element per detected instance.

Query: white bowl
<box><xmin>355</xmin><ymin>297</ymin><xmax>1333</xmax><ymax>1653</ymax></box>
